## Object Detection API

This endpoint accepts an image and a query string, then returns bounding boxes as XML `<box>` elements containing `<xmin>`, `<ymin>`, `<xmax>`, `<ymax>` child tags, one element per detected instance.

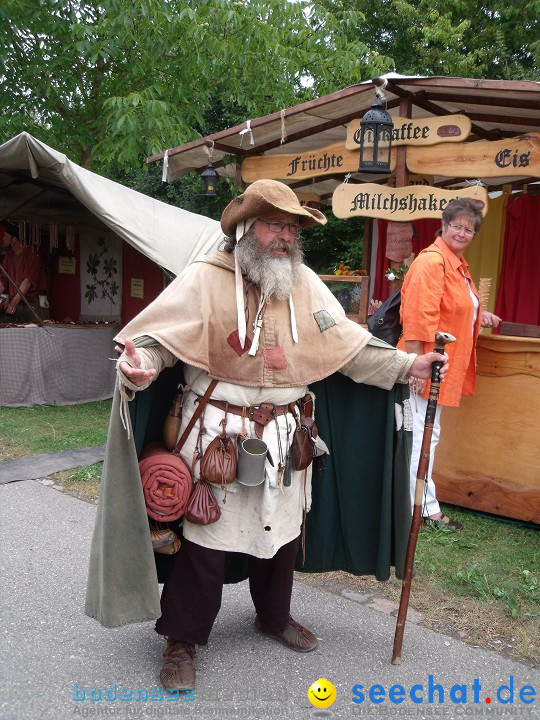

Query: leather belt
<box><xmin>206</xmin><ymin>399</ymin><xmax>291</xmax><ymax>439</ymax></box>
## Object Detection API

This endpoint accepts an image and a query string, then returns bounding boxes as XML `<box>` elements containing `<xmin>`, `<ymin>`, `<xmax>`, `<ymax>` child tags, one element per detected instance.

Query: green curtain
<box><xmin>298</xmin><ymin>374</ymin><xmax>411</xmax><ymax>580</ymax></box>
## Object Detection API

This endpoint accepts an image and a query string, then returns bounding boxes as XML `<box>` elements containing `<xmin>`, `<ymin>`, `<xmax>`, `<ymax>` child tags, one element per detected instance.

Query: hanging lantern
<box><xmin>358</xmin><ymin>94</ymin><xmax>394</xmax><ymax>174</ymax></box>
<box><xmin>200</xmin><ymin>161</ymin><xmax>219</xmax><ymax>196</ymax></box>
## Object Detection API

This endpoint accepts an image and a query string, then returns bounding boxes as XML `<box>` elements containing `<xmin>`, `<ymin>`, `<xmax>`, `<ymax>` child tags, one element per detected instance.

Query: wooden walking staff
<box><xmin>391</xmin><ymin>330</ymin><xmax>456</xmax><ymax>665</ymax></box>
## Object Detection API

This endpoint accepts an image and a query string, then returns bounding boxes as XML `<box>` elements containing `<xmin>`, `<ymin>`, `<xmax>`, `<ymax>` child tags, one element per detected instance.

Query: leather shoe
<box><xmin>160</xmin><ymin>638</ymin><xmax>196</xmax><ymax>691</ymax></box>
<box><xmin>254</xmin><ymin>615</ymin><xmax>318</xmax><ymax>652</ymax></box>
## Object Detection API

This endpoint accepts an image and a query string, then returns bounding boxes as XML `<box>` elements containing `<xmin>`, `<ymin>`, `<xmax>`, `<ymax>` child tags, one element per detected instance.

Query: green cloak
<box><xmin>85</xmin><ymin>361</ymin><xmax>412</xmax><ymax>628</ymax></box>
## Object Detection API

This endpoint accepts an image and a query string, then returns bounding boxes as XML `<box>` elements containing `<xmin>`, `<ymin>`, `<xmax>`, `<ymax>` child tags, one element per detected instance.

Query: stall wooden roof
<box><xmin>147</xmin><ymin>75</ymin><xmax>540</xmax><ymax>201</ymax></box>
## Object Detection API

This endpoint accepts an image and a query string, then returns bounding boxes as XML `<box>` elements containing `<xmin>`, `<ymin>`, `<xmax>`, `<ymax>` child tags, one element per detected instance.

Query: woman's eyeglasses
<box><xmin>448</xmin><ymin>223</ymin><xmax>475</xmax><ymax>237</ymax></box>
<box><xmin>257</xmin><ymin>220</ymin><xmax>301</xmax><ymax>236</ymax></box>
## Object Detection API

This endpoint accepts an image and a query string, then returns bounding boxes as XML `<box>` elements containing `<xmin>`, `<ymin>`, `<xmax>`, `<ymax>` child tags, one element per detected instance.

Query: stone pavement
<box><xmin>0</xmin><ymin>475</ymin><xmax>537</xmax><ymax>720</ymax></box>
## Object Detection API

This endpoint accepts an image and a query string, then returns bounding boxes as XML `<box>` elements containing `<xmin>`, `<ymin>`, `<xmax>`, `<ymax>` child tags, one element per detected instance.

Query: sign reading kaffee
<box><xmin>242</xmin><ymin>142</ymin><xmax>397</xmax><ymax>182</ymax></box>
<box><xmin>332</xmin><ymin>183</ymin><xmax>489</xmax><ymax>221</ymax></box>
<box><xmin>346</xmin><ymin>114</ymin><xmax>471</xmax><ymax>149</ymax></box>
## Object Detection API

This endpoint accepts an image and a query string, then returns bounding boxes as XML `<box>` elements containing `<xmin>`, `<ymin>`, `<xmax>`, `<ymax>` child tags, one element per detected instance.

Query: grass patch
<box><xmin>0</xmin><ymin>400</ymin><xmax>112</xmax><ymax>461</ymax></box>
<box><xmin>52</xmin><ymin>462</ymin><xmax>103</xmax><ymax>503</ymax></box>
<box><xmin>415</xmin><ymin>507</ymin><xmax>539</xmax><ymax>622</ymax></box>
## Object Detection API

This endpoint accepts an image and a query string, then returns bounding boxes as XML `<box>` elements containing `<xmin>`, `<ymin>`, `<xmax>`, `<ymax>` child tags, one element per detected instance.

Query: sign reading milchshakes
<box><xmin>242</xmin><ymin>142</ymin><xmax>397</xmax><ymax>182</ymax></box>
<box><xmin>407</xmin><ymin>133</ymin><xmax>540</xmax><ymax>177</ymax></box>
<box><xmin>332</xmin><ymin>183</ymin><xmax>488</xmax><ymax>221</ymax></box>
<box><xmin>345</xmin><ymin>114</ymin><xmax>471</xmax><ymax>149</ymax></box>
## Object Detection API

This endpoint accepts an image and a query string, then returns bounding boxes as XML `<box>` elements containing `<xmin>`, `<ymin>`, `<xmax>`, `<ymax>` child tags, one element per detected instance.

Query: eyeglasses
<box><xmin>448</xmin><ymin>223</ymin><xmax>475</xmax><ymax>237</ymax></box>
<box><xmin>257</xmin><ymin>219</ymin><xmax>301</xmax><ymax>236</ymax></box>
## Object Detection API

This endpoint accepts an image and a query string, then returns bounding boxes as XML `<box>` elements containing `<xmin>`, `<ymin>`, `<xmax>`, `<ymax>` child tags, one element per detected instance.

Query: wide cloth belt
<box><xmin>206</xmin><ymin>399</ymin><xmax>290</xmax><ymax>439</ymax></box>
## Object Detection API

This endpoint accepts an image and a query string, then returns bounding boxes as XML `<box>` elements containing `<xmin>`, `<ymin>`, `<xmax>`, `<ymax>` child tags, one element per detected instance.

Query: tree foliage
<box><xmin>0</xmin><ymin>0</ymin><xmax>392</xmax><ymax>171</ymax></box>
<box><xmin>351</xmin><ymin>0</ymin><xmax>540</xmax><ymax>80</ymax></box>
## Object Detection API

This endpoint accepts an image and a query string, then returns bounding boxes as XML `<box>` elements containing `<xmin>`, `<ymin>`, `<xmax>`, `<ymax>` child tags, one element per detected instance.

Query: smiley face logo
<box><xmin>307</xmin><ymin>678</ymin><xmax>336</xmax><ymax>708</ymax></box>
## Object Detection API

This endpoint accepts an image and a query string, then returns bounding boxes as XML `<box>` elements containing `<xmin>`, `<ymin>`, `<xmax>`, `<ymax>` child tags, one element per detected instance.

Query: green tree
<box><xmin>0</xmin><ymin>0</ymin><xmax>392</xmax><ymax>172</ymax></box>
<box><xmin>350</xmin><ymin>0</ymin><xmax>539</xmax><ymax>80</ymax></box>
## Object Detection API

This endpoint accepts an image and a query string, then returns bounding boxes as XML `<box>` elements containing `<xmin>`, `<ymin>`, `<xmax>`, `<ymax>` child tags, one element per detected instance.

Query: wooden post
<box><xmin>390</xmin><ymin>98</ymin><xmax>412</xmax><ymax>284</ymax></box>
<box><xmin>362</xmin><ymin>217</ymin><xmax>373</xmax><ymax>273</ymax></box>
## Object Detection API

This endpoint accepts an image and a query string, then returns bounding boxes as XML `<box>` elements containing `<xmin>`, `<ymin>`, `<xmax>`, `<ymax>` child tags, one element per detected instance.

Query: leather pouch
<box><xmin>184</xmin><ymin>479</ymin><xmax>221</xmax><ymax>525</ymax></box>
<box><xmin>290</xmin><ymin>417</ymin><xmax>317</xmax><ymax>471</ymax></box>
<box><xmin>163</xmin><ymin>389</ymin><xmax>184</xmax><ymax>451</ymax></box>
<box><xmin>200</xmin><ymin>410</ymin><xmax>238</xmax><ymax>485</ymax></box>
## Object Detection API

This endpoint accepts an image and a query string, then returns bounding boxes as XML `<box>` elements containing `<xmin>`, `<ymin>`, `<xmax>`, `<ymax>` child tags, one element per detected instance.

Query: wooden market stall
<box><xmin>146</xmin><ymin>75</ymin><xmax>540</xmax><ymax>523</ymax></box>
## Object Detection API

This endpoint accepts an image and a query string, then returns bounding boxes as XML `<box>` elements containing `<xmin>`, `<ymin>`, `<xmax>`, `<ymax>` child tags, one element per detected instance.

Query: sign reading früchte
<box><xmin>346</xmin><ymin>115</ymin><xmax>471</xmax><ymax>149</ymax></box>
<box><xmin>332</xmin><ymin>183</ymin><xmax>488</xmax><ymax>221</ymax></box>
<box><xmin>242</xmin><ymin>143</ymin><xmax>397</xmax><ymax>183</ymax></box>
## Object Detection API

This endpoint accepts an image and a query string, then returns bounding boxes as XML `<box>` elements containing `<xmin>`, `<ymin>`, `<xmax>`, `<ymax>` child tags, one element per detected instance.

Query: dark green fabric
<box><xmin>130</xmin><ymin>370</ymin><xmax>412</xmax><ymax>583</ymax></box>
<box><xmin>86</xmin><ymin>367</ymin><xmax>412</xmax><ymax>627</ymax></box>
<box><xmin>297</xmin><ymin>374</ymin><xmax>411</xmax><ymax>580</ymax></box>
<box><xmin>129</xmin><ymin>369</ymin><xmax>412</xmax><ymax>583</ymax></box>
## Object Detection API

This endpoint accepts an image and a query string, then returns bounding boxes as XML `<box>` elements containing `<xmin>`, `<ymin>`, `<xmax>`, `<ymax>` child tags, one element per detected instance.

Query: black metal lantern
<box><xmin>358</xmin><ymin>94</ymin><xmax>394</xmax><ymax>174</ymax></box>
<box><xmin>201</xmin><ymin>161</ymin><xmax>219</xmax><ymax>196</ymax></box>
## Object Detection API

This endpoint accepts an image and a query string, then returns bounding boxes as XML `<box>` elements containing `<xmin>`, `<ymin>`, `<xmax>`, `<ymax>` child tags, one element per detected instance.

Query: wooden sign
<box><xmin>386</xmin><ymin>222</ymin><xmax>414</xmax><ymax>262</ymax></box>
<box><xmin>58</xmin><ymin>256</ymin><xmax>76</xmax><ymax>274</ymax></box>
<box><xmin>296</xmin><ymin>192</ymin><xmax>323</xmax><ymax>209</ymax></box>
<box><xmin>387</xmin><ymin>175</ymin><xmax>433</xmax><ymax>188</ymax></box>
<box><xmin>242</xmin><ymin>142</ymin><xmax>397</xmax><ymax>182</ymax></box>
<box><xmin>130</xmin><ymin>278</ymin><xmax>144</xmax><ymax>299</ymax></box>
<box><xmin>407</xmin><ymin>133</ymin><xmax>540</xmax><ymax>178</ymax></box>
<box><xmin>346</xmin><ymin>115</ymin><xmax>471</xmax><ymax>150</ymax></box>
<box><xmin>332</xmin><ymin>183</ymin><xmax>489</xmax><ymax>221</ymax></box>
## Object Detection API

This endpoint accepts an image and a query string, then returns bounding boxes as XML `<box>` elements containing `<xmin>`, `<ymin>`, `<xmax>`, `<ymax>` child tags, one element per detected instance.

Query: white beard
<box><xmin>235</xmin><ymin>232</ymin><xmax>303</xmax><ymax>301</ymax></box>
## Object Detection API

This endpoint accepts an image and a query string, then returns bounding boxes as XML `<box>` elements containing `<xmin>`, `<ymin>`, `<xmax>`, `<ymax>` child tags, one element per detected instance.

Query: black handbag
<box><xmin>367</xmin><ymin>289</ymin><xmax>402</xmax><ymax>346</ymax></box>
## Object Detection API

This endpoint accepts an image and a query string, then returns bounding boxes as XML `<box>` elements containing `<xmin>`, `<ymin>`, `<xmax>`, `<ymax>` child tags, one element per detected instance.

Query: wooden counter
<box><xmin>433</xmin><ymin>334</ymin><xmax>540</xmax><ymax>524</ymax></box>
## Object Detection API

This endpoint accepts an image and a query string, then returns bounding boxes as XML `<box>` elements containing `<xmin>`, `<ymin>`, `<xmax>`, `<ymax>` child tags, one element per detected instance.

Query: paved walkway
<box><xmin>0</xmin><ymin>476</ymin><xmax>537</xmax><ymax>720</ymax></box>
<box><xmin>0</xmin><ymin>445</ymin><xmax>106</xmax><ymax>484</ymax></box>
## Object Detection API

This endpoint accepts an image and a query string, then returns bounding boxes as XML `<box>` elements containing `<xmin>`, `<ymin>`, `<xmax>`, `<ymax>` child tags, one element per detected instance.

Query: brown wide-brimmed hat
<box><xmin>221</xmin><ymin>179</ymin><xmax>327</xmax><ymax>236</ymax></box>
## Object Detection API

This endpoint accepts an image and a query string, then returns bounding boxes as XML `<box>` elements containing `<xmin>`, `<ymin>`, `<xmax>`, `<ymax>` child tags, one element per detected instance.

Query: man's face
<box><xmin>253</xmin><ymin>211</ymin><xmax>300</xmax><ymax>257</ymax></box>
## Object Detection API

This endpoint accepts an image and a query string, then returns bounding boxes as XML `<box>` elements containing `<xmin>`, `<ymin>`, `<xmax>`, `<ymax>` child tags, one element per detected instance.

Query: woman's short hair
<box><xmin>442</xmin><ymin>198</ymin><xmax>484</xmax><ymax>232</ymax></box>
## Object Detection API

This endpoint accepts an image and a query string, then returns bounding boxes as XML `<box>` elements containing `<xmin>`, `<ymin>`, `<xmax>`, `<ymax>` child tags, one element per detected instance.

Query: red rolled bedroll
<box><xmin>138</xmin><ymin>441</ymin><xmax>193</xmax><ymax>522</ymax></box>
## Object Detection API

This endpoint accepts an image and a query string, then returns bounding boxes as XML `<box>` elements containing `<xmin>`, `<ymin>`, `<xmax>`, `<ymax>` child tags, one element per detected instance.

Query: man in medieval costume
<box><xmin>85</xmin><ymin>180</ymin><xmax>447</xmax><ymax>692</ymax></box>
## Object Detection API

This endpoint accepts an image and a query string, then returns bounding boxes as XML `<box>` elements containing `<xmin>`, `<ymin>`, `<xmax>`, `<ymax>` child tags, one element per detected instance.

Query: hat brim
<box><xmin>221</xmin><ymin>187</ymin><xmax>326</xmax><ymax>237</ymax></box>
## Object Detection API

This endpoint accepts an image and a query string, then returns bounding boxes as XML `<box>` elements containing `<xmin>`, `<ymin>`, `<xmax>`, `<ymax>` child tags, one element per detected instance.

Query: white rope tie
<box><xmin>235</xmin><ymin>251</ymin><xmax>247</xmax><ymax>349</ymax></box>
<box><xmin>289</xmin><ymin>295</ymin><xmax>298</xmax><ymax>343</ymax></box>
<box><xmin>280</xmin><ymin>109</ymin><xmax>287</xmax><ymax>144</ymax></box>
<box><xmin>234</xmin><ymin>218</ymin><xmax>257</xmax><ymax>349</ymax></box>
<box><xmin>161</xmin><ymin>150</ymin><xmax>169</xmax><ymax>183</ymax></box>
<box><xmin>239</xmin><ymin>119</ymin><xmax>254</xmax><ymax>147</ymax></box>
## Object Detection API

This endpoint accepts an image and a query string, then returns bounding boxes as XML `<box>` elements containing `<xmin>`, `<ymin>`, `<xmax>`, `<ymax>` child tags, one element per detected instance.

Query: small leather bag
<box><xmin>200</xmin><ymin>415</ymin><xmax>237</xmax><ymax>486</ymax></box>
<box><xmin>184</xmin><ymin>478</ymin><xmax>221</xmax><ymax>525</ymax></box>
<box><xmin>163</xmin><ymin>387</ymin><xmax>184</xmax><ymax>451</ymax></box>
<box><xmin>289</xmin><ymin>396</ymin><xmax>318</xmax><ymax>471</ymax></box>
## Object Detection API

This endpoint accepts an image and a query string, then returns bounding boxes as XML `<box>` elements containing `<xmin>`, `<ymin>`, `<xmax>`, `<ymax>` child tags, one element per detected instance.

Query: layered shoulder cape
<box><xmin>115</xmin><ymin>252</ymin><xmax>371</xmax><ymax>387</ymax></box>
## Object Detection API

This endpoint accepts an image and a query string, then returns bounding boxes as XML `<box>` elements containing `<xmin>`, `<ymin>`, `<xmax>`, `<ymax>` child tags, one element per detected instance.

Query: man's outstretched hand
<box><xmin>118</xmin><ymin>339</ymin><xmax>156</xmax><ymax>387</ymax></box>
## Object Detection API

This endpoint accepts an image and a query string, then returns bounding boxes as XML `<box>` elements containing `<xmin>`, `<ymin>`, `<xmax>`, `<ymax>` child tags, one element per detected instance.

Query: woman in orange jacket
<box><xmin>398</xmin><ymin>198</ymin><xmax>501</xmax><ymax>530</ymax></box>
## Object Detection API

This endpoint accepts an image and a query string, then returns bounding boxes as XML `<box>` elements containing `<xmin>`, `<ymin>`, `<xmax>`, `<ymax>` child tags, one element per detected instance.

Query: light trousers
<box><xmin>409</xmin><ymin>395</ymin><xmax>443</xmax><ymax>518</ymax></box>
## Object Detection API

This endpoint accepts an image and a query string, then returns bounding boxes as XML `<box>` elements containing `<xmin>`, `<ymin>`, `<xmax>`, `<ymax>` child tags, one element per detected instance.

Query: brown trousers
<box><xmin>155</xmin><ymin>535</ymin><xmax>300</xmax><ymax>645</ymax></box>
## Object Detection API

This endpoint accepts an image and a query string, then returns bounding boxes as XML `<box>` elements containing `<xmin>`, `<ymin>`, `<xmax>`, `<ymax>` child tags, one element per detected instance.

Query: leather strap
<box><xmin>207</xmin><ymin>399</ymin><xmax>290</xmax><ymax>439</ymax></box>
<box><xmin>172</xmin><ymin>379</ymin><xmax>218</xmax><ymax>456</ymax></box>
